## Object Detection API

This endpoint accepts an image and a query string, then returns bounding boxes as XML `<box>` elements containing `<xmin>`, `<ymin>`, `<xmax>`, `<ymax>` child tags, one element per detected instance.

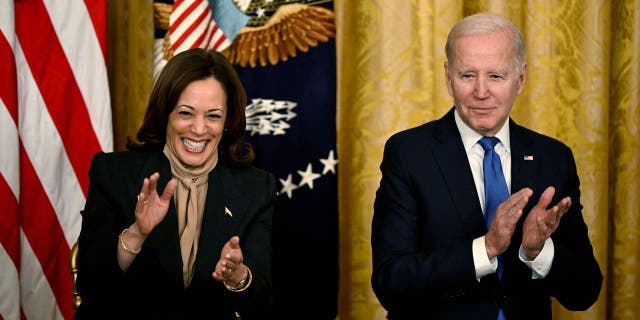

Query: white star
<box><xmin>256</xmin><ymin>7</ymin><xmax>266</xmax><ymax>18</ymax></box>
<box><xmin>286</xmin><ymin>110</ymin><xmax>297</xmax><ymax>120</ymax></box>
<box><xmin>265</xmin><ymin>0</ymin><xmax>274</xmax><ymax>3</ymax></box>
<box><xmin>319</xmin><ymin>150</ymin><xmax>338</xmax><ymax>175</ymax></box>
<box><xmin>279</xmin><ymin>174</ymin><xmax>297</xmax><ymax>199</ymax></box>
<box><xmin>297</xmin><ymin>163</ymin><xmax>321</xmax><ymax>190</ymax></box>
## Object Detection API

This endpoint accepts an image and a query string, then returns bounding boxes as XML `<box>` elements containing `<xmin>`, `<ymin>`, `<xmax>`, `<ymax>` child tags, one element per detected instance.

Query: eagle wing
<box><xmin>222</xmin><ymin>4</ymin><xmax>335</xmax><ymax>68</ymax></box>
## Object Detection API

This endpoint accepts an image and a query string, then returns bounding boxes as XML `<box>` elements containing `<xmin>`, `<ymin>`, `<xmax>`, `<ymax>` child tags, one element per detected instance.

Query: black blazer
<box><xmin>371</xmin><ymin>108</ymin><xmax>602</xmax><ymax>320</ymax></box>
<box><xmin>76</xmin><ymin>147</ymin><xmax>276</xmax><ymax>319</ymax></box>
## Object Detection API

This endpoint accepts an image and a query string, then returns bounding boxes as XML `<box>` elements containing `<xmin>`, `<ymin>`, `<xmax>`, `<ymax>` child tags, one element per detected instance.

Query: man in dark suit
<box><xmin>371</xmin><ymin>12</ymin><xmax>602</xmax><ymax>320</ymax></box>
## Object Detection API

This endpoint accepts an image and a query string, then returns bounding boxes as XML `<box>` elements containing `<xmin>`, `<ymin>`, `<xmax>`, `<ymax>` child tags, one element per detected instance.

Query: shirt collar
<box><xmin>454</xmin><ymin>108</ymin><xmax>511</xmax><ymax>152</ymax></box>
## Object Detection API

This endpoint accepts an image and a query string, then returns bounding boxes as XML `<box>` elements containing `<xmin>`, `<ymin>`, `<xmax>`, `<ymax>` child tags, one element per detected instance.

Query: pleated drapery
<box><xmin>335</xmin><ymin>1</ymin><xmax>639</xmax><ymax>319</ymax></box>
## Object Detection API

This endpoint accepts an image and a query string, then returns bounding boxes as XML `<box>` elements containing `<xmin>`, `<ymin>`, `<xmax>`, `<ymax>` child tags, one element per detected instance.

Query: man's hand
<box><xmin>485</xmin><ymin>188</ymin><xmax>533</xmax><ymax>259</ymax></box>
<box><xmin>522</xmin><ymin>186</ymin><xmax>570</xmax><ymax>259</ymax></box>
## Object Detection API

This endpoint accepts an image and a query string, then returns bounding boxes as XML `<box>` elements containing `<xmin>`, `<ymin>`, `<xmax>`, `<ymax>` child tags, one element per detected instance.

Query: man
<box><xmin>371</xmin><ymin>12</ymin><xmax>602</xmax><ymax>320</ymax></box>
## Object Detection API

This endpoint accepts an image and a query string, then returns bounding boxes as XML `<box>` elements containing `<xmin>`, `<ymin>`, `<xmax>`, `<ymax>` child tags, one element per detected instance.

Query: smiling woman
<box><xmin>75</xmin><ymin>48</ymin><xmax>277</xmax><ymax>320</ymax></box>
<box><xmin>166</xmin><ymin>78</ymin><xmax>227</xmax><ymax>168</ymax></box>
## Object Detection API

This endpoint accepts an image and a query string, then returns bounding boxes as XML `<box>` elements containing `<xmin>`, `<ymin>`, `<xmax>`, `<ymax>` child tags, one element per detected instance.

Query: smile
<box><xmin>181</xmin><ymin>138</ymin><xmax>208</xmax><ymax>152</ymax></box>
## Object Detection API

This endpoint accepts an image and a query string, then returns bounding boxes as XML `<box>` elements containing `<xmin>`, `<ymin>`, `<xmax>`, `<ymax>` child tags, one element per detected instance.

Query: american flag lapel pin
<box><xmin>524</xmin><ymin>155</ymin><xmax>534</xmax><ymax>160</ymax></box>
<box><xmin>225</xmin><ymin>207</ymin><xmax>233</xmax><ymax>217</ymax></box>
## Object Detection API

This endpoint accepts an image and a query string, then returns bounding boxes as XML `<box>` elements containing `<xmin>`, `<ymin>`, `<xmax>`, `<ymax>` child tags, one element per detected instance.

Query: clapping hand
<box><xmin>212</xmin><ymin>236</ymin><xmax>248</xmax><ymax>287</ymax></box>
<box><xmin>133</xmin><ymin>172</ymin><xmax>177</xmax><ymax>237</ymax></box>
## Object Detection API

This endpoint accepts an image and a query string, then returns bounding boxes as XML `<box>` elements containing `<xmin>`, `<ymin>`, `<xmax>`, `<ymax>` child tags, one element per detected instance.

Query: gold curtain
<box><xmin>107</xmin><ymin>0</ymin><xmax>154</xmax><ymax>151</ymax></box>
<box><xmin>335</xmin><ymin>1</ymin><xmax>640</xmax><ymax>320</ymax></box>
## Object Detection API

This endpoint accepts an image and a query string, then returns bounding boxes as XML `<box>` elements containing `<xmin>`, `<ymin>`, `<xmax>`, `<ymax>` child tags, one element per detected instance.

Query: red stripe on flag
<box><xmin>0</xmin><ymin>176</ymin><xmax>19</xmax><ymax>267</ymax></box>
<box><xmin>19</xmin><ymin>145</ymin><xmax>73</xmax><ymax>320</ymax></box>
<box><xmin>82</xmin><ymin>0</ymin><xmax>107</xmax><ymax>61</ymax></box>
<box><xmin>169</xmin><ymin>0</ymin><xmax>201</xmax><ymax>34</ymax></box>
<box><xmin>15</xmin><ymin>0</ymin><xmax>102</xmax><ymax>196</ymax></box>
<box><xmin>0</xmin><ymin>32</ymin><xmax>18</xmax><ymax>122</ymax></box>
<box><xmin>173</xmin><ymin>6</ymin><xmax>210</xmax><ymax>50</ymax></box>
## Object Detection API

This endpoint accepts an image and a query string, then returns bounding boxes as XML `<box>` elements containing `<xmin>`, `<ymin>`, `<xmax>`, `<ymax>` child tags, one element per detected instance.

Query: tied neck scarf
<box><xmin>163</xmin><ymin>144</ymin><xmax>218</xmax><ymax>287</ymax></box>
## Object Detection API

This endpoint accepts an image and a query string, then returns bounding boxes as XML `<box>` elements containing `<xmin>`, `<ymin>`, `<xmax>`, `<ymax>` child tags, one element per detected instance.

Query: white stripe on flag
<box><xmin>0</xmin><ymin>97</ymin><xmax>19</xmax><ymax>198</ymax></box>
<box><xmin>0</xmin><ymin>246</ymin><xmax>20</xmax><ymax>320</ymax></box>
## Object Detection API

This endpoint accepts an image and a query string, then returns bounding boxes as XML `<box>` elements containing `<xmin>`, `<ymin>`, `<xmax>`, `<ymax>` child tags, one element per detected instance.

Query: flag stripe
<box><xmin>0</xmin><ymin>243</ymin><xmax>20</xmax><ymax>320</ymax></box>
<box><xmin>0</xmin><ymin>34</ymin><xmax>17</xmax><ymax>123</ymax></box>
<box><xmin>15</xmin><ymin>0</ymin><xmax>103</xmax><ymax>196</ymax></box>
<box><xmin>43</xmin><ymin>0</ymin><xmax>112</xmax><ymax>153</ymax></box>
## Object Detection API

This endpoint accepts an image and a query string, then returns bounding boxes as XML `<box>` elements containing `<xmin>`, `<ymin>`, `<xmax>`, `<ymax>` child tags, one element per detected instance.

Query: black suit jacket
<box><xmin>76</xmin><ymin>147</ymin><xmax>276</xmax><ymax>319</ymax></box>
<box><xmin>371</xmin><ymin>108</ymin><xmax>602</xmax><ymax>320</ymax></box>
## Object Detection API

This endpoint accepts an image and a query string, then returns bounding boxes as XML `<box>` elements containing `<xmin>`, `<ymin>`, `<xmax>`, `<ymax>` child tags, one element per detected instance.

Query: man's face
<box><xmin>445</xmin><ymin>30</ymin><xmax>526</xmax><ymax>136</ymax></box>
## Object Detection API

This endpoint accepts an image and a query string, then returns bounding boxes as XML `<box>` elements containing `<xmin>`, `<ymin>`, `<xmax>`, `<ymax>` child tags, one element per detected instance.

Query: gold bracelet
<box><xmin>224</xmin><ymin>267</ymin><xmax>252</xmax><ymax>292</ymax></box>
<box><xmin>118</xmin><ymin>228</ymin><xmax>141</xmax><ymax>254</ymax></box>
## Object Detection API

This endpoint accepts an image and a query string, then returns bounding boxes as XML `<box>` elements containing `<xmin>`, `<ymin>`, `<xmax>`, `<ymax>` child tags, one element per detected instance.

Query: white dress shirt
<box><xmin>453</xmin><ymin>110</ymin><xmax>554</xmax><ymax>280</ymax></box>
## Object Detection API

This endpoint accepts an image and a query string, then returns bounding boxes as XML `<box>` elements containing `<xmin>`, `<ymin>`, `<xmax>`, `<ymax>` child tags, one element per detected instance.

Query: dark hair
<box><xmin>133</xmin><ymin>48</ymin><xmax>254</xmax><ymax>166</ymax></box>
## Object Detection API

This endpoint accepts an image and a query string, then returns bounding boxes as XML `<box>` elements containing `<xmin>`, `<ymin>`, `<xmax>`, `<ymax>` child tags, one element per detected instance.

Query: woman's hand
<box><xmin>132</xmin><ymin>172</ymin><xmax>178</xmax><ymax>237</ymax></box>
<box><xmin>118</xmin><ymin>173</ymin><xmax>177</xmax><ymax>269</ymax></box>
<box><xmin>212</xmin><ymin>236</ymin><xmax>248</xmax><ymax>287</ymax></box>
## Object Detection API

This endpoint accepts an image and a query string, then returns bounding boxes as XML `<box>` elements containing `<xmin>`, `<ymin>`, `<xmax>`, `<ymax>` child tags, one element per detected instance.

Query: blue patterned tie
<box><xmin>479</xmin><ymin>137</ymin><xmax>508</xmax><ymax>320</ymax></box>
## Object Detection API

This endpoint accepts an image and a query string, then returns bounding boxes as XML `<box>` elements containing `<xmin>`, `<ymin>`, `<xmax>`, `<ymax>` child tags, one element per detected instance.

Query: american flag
<box><xmin>0</xmin><ymin>1</ymin><xmax>112</xmax><ymax>319</ymax></box>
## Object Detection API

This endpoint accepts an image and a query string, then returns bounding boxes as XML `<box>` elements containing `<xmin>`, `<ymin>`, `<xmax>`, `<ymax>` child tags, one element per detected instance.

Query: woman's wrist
<box><xmin>118</xmin><ymin>223</ymin><xmax>146</xmax><ymax>255</ymax></box>
<box><xmin>119</xmin><ymin>228</ymin><xmax>141</xmax><ymax>254</ymax></box>
<box><xmin>224</xmin><ymin>266</ymin><xmax>252</xmax><ymax>292</ymax></box>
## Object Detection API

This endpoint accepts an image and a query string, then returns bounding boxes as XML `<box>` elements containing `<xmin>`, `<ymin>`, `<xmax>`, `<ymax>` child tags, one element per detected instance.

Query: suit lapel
<box><xmin>139</xmin><ymin>149</ymin><xmax>183</xmax><ymax>288</ymax></box>
<box><xmin>509</xmin><ymin>120</ymin><xmax>537</xmax><ymax>206</ymax></box>
<box><xmin>433</xmin><ymin>109</ymin><xmax>486</xmax><ymax>238</ymax></box>
<box><xmin>192</xmin><ymin>161</ymin><xmax>252</xmax><ymax>282</ymax></box>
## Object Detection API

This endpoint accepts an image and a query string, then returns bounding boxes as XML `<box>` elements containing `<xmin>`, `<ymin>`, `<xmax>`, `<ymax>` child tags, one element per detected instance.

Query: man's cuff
<box><xmin>473</xmin><ymin>236</ymin><xmax>498</xmax><ymax>281</ymax></box>
<box><xmin>519</xmin><ymin>238</ymin><xmax>554</xmax><ymax>279</ymax></box>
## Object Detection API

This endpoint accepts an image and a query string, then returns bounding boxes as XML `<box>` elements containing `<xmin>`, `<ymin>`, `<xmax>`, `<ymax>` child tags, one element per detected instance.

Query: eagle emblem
<box><xmin>153</xmin><ymin>0</ymin><xmax>335</xmax><ymax>67</ymax></box>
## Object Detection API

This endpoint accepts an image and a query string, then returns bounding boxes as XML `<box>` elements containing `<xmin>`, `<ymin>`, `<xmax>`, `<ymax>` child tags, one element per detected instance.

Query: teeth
<box><xmin>182</xmin><ymin>138</ymin><xmax>206</xmax><ymax>150</ymax></box>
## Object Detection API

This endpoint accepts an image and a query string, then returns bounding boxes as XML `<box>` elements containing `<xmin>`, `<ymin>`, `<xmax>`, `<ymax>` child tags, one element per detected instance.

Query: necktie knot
<box><xmin>478</xmin><ymin>136</ymin><xmax>500</xmax><ymax>151</ymax></box>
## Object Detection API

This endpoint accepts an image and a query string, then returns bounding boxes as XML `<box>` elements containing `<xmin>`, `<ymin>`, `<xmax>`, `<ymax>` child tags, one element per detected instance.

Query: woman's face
<box><xmin>166</xmin><ymin>77</ymin><xmax>227</xmax><ymax>167</ymax></box>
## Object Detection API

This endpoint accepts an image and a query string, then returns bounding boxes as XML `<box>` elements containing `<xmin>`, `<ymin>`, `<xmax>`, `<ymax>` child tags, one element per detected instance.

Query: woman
<box><xmin>75</xmin><ymin>48</ymin><xmax>276</xmax><ymax>319</ymax></box>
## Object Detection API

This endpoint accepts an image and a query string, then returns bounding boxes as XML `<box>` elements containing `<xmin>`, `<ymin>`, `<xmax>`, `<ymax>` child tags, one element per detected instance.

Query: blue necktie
<box><xmin>479</xmin><ymin>137</ymin><xmax>508</xmax><ymax>320</ymax></box>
